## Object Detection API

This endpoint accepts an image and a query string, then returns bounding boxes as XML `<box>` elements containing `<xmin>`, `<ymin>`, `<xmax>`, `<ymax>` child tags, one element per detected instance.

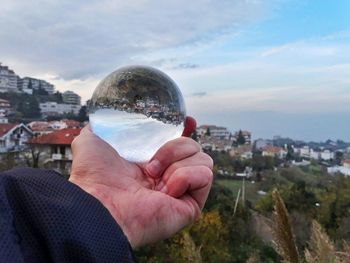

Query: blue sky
<box><xmin>0</xmin><ymin>0</ymin><xmax>349</xmax><ymax>141</ymax></box>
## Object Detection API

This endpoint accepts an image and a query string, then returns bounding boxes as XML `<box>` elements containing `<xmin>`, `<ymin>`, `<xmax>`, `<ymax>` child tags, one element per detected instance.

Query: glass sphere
<box><xmin>88</xmin><ymin>65</ymin><xmax>186</xmax><ymax>163</ymax></box>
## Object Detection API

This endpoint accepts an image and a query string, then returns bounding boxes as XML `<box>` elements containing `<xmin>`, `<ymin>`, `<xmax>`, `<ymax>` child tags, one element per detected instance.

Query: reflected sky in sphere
<box><xmin>90</xmin><ymin>109</ymin><xmax>183</xmax><ymax>162</ymax></box>
<box><xmin>88</xmin><ymin>65</ymin><xmax>186</xmax><ymax>162</ymax></box>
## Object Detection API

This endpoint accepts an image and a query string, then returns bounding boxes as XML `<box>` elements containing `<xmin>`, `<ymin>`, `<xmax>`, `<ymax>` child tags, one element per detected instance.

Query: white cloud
<box><xmin>0</xmin><ymin>0</ymin><xmax>270</xmax><ymax>80</ymax></box>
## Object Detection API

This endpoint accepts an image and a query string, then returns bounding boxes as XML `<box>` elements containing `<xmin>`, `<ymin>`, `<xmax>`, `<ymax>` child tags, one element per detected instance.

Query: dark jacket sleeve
<box><xmin>0</xmin><ymin>168</ymin><xmax>134</xmax><ymax>263</ymax></box>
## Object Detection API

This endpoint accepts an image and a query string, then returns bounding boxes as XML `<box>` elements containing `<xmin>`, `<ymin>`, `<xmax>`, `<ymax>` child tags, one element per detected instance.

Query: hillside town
<box><xmin>1</xmin><ymin>62</ymin><xmax>350</xmax><ymax>178</ymax></box>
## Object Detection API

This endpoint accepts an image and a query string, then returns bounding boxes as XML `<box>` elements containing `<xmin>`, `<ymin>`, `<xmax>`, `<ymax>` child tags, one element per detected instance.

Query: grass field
<box><xmin>216</xmin><ymin>179</ymin><xmax>262</xmax><ymax>204</ymax></box>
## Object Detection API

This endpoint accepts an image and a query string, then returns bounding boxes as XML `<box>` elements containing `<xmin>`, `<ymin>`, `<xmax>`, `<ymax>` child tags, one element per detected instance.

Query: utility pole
<box><xmin>233</xmin><ymin>189</ymin><xmax>241</xmax><ymax>216</ymax></box>
<box><xmin>242</xmin><ymin>177</ymin><xmax>245</xmax><ymax>208</ymax></box>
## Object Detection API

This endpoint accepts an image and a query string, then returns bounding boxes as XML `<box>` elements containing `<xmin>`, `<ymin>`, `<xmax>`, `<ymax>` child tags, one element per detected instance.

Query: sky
<box><xmin>0</xmin><ymin>0</ymin><xmax>349</xmax><ymax>141</ymax></box>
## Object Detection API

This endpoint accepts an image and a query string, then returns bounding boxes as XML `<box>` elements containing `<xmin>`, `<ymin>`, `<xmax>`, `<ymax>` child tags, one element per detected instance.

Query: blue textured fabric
<box><xmin>0</xmin><ymin>168</ymin><xmax>134</xmax><ymax>263</ymax></box>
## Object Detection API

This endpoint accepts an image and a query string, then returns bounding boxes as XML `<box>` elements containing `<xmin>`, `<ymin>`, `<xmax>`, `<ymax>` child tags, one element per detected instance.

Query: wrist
<box><xmin>68</xmin><ymin>177</ymin><xmax>137</xmax><ymax>248</ymax></box>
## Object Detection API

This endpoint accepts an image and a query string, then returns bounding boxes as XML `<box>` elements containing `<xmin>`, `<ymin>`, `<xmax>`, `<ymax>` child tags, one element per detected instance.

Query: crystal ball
<box><xmin>88</xmin><ymin>65</ymin><xmax>186</xmax><ymax>163</ymax></box>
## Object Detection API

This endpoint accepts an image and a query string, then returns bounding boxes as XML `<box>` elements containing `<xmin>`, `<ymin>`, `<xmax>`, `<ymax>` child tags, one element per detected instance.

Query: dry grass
<box><xmin>271</xmin><ymin>189</ymin><xmax>300</xmax><ymax>263</ymax></box>
<box><xmin>304</xmin><ymin>220</ymin><xmax>338</xmax><ymax>263</ymax></box>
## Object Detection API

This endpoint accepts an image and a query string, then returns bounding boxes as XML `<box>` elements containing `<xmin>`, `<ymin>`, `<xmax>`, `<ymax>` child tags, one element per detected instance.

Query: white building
<box><xmin>40</xmin><ymin>102</ymin><xmax>81</xmax><ymax>116</ymax></box>
<box><xmin>320</xmin><ymin>150</ymin><xmax>334</xmax><ymax>161</ymax></box>
<box><xmin>62</xmin><ymin>91</ymin><xmax>81</xmax><ymax>105</ymax></box>
<box><xmin>197</xmin><ymin>125</ymin><xmax>231</xmax><ymax>140</ymax></box>
<box><xmin>299</xmin><ymin>146</ymin><xmax>310</xmax><ymax>158</ymax></box>
<box><xmin>343</xmin><ymin>160</ymin><xmax>350</xmax><ymax>168</ymax></box>
<box><xmin>0</xmin><ymin>123</ymin><xmax>33</xmax><ymax>153</ymax></box>
<box><xmin>328</xmin><ymin>166</ymin><xmax>350</xmax><ymax>176</ymax></box>
<box><xmin>20</xmin><ymin>77</ymin><xmax>55</xmax><ymax>94</ymax></box>
<box><xmin>0</xmin><ymin>63</ymin><xmax>19</xmax><ymax>93</ymax></box>
<box><xmin>0</xmin><ymin>110</ymin><xmax>8</xmax><ymax>124</ymax></box>
<box><xmin>310</xmin><ymin>149</ymin><xmax>320</xmax><ymax>160</ymax></box>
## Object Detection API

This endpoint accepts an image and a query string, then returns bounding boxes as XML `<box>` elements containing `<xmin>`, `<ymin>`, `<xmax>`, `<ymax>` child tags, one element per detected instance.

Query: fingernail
<box><xmin>146</xmin><ymin>159</ymin><xmax>161</xmax><ymax>178</ymax></box>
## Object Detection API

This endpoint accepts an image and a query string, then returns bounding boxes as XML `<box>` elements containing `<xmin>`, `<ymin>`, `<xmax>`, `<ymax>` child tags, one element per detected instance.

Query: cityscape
<box><xmin>0</xmin><ymin>61</ymin><xmax>350</xmax><ymax>176</ymax></box>
<box><xmin>1</xmin><ymin>61</ymin><xmax>349</xmax><ymax>178</ymax></box>
<box><xmin>1</xmin><ymin>0</ymin><xmax>349</xmax><ymax>261</ymax></box>
<box><xmin>1</xmin><ymin>59</ymin><xmax>350</xmax><ymax>261</ymax></box>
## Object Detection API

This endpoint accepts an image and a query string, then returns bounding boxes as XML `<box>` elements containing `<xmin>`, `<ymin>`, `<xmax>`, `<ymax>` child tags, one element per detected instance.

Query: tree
<box><xmin>286</xmin><ymin>144</ymin><xmax>295</xmax><ymax>161</ymax></box>
<box><xmin>205</xmin><ymin>127</ymin><xmax>211</xmax><ymax>136</ymax></box>
<box><xmin>78</xmin><ymin>106</ymin><xmax>89</xmax><ymax>122</ymax></box>
<box><xmin>334</xmin><ymin>151</ymin><xmax>344</xmax><ymax>166</ymax></box>
<box><xmin>34</xmin><ymin>81</ymin><xmax>49</xmax><ymax>95</ymax></box>
<box><xmin>28</xmin><ymin>79</ymin><xmax>33</xmax><ymax>90</ymax></box>
<box><xmin>54</xmin><ymin>91</ymin><xmax>63</xmax><ymax>103</ymax></box>
<box><xmin>237</xmin><ymin>130</ymin><xmax>246</xmax><ymax>145</ymax></box>
<box><xmin>23</xmin><ymin>96</ymin><xmax>41</xmax><ymax>118</ymax></box>
<box><xmin>191</xmin><ymin>129</ymin><xmax>198</xmax><ymax>142</ymax></box>
<box><xmin>25</xmin><ymin>146</ymin><xmax>41</xmax><ymax>168</ymax></box>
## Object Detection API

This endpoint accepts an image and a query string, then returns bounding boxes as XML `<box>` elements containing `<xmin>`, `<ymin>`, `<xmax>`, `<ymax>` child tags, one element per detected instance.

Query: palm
<box><xmin>70</xmin><ymin>127</ymin><xmax>212</xmax><ymax>248</ymax></box>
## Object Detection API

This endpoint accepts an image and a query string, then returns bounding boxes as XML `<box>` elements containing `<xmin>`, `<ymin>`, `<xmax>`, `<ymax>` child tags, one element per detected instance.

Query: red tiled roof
<box><xmin>233</xmin><ymin>145</ymin><xmax>252</xmax><ymax>154</ymax></box>
<box><xmin>28</xmin><ymin>121</ymin><xmax>51</xmax><ymax>131</ymax></box>
<box><xmin>343</xmin><ymin>160</ymin><xmax>350</xmax><ymax>165</ymax></box>
<box><xmin>0</xmin><ymin>123</ymin><xmax>17</xmax><ymax>137</ymax></box>
<box><xmin>62</xmin><ymin>119</ymin><xmax>81</xmax><ymax>128</ymax></box>
<box><xmin>262</xmin><ymin>145</ymin><xmax>283</xmax><ymax>154</ymax></box>
<box><xmin>27</xmin><ymin>128</ymin><xmax>81</xmax><ymax>146</ymax></box>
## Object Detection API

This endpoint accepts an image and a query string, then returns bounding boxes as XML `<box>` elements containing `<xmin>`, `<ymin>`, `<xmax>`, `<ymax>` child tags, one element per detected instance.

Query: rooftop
<box><xmin>0</xmin><ymin>123</ymin><xmax>17</xmax><ymax>137</ymax></box>
<box><xmin>262</xmin><ymin>145</ymin><xmax>284</xmax><ymax>154</ymax></box>
<box><xmin>27</xmin><ymin>128</ymin><xmax>81</xmax><ymax>146</ymax></box>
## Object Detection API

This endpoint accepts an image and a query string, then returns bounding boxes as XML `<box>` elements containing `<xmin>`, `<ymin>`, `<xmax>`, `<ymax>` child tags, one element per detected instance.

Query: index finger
<box><xmin>145</xmin><ymin>137</ymin><xmax>201</xmax><ymax>179</ymax></box>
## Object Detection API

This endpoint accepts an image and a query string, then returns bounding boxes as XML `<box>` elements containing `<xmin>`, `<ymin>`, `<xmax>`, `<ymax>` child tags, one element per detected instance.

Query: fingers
<box><xmin>182</xmin><ymin>116</ymin><xmax>196</xmax><ymax>137</ymax></box>
<box><xmin>145</xmin><ymin>137</ymin><xmax>201</xmax><ymax>178</ymax></box>
<box><xmin>159</xmin><ymin>151</ymin><xmax>213</xmax><ymax>184</ymax></box>
<box><xmin>161</xmin><ymin>166</ymin><xmax>213</xmax><ymax>209</ymax></box>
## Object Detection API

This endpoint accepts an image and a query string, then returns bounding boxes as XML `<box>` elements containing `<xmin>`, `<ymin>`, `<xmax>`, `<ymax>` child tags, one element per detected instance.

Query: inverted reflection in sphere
<box><xmin>88</xmin><ymin>65</ymin><xmax>186</xmax><ymax>162</ymax></box>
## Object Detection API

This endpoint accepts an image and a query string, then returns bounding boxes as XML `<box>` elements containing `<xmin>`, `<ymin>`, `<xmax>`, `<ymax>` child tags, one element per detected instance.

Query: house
<box><xmin>197</xmin><ymin>125</ymin><xmax>231</xmax><ymax>140</ymax></box>
<box><xmin>230</xmin><ymin>145</ymin><xmax>253</xmax><ymax>159</ymax></box>
<box><xmin>310</xmin><ymin>149</ymin><xmax>320</xmax><ymax>160</ymax></box>
<box><xmin>62</xmin><ymin>119</ymin><xmax>81</xmax><ymax>128</ymax></box>
<box><xmin>198</xmin><ymin>137</ymin><xmax>232</xmax><ymax>152</ymax></box>
<box><xmin>343</xmin><ymin>160</ymin><xmax>350</xmax><ymax>168</ymax></box>
<box><xmin>27</xmin><ymin>128</ymin><xmax>81</xmax><ymax>175</ymax></box>
<box><xmin>27</xmin><ymin>121</ymin><xmax>53</xmax><ymax>136</ymax></box>
<box><xmin>0</xmin><ymin>109</ymin><xmax>8</xmax><ymax>124</ymax></box>
<box><xmin>261</xmin><ymin>145</ymin><xmax>287</xmax><ymax>159</ymax></box>
<box><xmin>320</xmin><ymin>150</ymin><xmax>334</xmax><ymax>161</ymax></box>
<box><xmin>0</xmin><ymin>123</ymin><xmax>33</xmax><ymax>153</ymax></box>
<box><xmin>299</xmin><ymin>146</ymin><xmax>310</xmax><ymax>158</ymax></box>
<box><xmin>0</xmin><ymin>98</ymin><xmax>10</xmax><ymax>110</ymax></box>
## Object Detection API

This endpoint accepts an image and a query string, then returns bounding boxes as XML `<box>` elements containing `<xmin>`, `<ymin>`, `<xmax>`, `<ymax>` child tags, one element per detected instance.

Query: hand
<box><xmin>69</xmin><ymin>117</ymin><xmax>213</xmax><ymax>248</ymax></box>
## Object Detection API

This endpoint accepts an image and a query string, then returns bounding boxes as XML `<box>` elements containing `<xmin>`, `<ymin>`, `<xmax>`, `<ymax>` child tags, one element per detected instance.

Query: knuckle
<box><xmin>201</xmin><ymin>166</ymin><xmax>214</xmax><ymax>181</ymax></box>
<box><xmin>177</xmin><ymin>137</ymin><xmax>201</xmax><ymax>152</ymax></box>
<box><xmin>198</xmin><ymin>152</ymin><xmax>214</xmax><ymax>170</ymax></box>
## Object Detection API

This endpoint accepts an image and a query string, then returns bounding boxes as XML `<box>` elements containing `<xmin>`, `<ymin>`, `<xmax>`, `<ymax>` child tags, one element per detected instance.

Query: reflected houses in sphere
<box><xmin>88</xmin><ymin>65</ymin><xmax>186</xmax><ymax>162</ymax></box>
<box><xmin>89</xmin><ymin>66</ymin><xmax>185</xmax><ymax>126</ymax></box>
